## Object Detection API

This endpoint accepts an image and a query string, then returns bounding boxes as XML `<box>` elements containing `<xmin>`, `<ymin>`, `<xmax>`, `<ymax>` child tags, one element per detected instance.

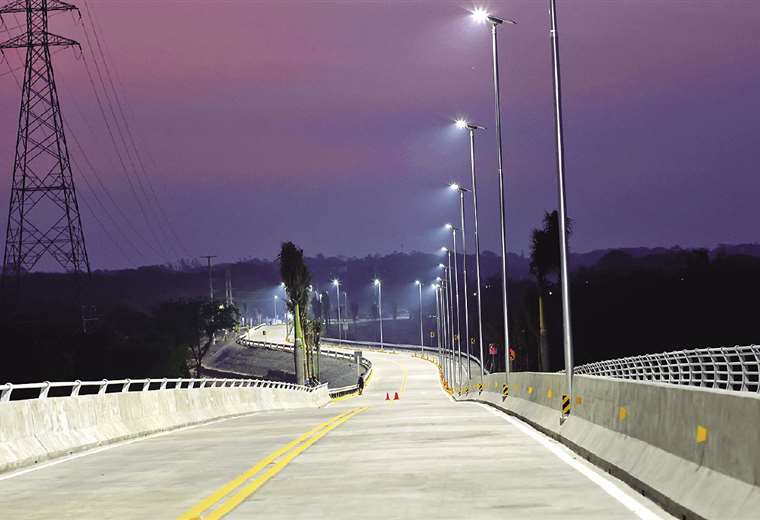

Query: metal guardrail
<box><xmin>322</xmin><ymin>338</ymin><xmax>487</xmax><ymax>372</ymax></box>
<box><xmin>236</xmin><ymin>336</ymin><xmax>373</xmax><ymax>398</ymax></box>
<box><xmin>573</xmin><ymin>345</ymin><xmax>760</xmax><ymax>393</ymax></box>
<box><xmin>0</xmin><ymin>377</ymin><xmax>326</xmax><ymax>402</ymax></box>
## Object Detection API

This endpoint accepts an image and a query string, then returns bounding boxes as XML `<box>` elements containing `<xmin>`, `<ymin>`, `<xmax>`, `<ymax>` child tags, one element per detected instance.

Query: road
<box><xmin>0</xmin><ymin>350</ymin><xmax>674</xmax><ymax>519</ymax></box>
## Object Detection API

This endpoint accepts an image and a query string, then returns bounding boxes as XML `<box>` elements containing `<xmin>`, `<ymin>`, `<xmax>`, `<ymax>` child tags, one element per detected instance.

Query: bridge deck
<box><xmin>0</xmin><ymin>351</ymin><xmax>673</xmax><ymax>519</ymax></box>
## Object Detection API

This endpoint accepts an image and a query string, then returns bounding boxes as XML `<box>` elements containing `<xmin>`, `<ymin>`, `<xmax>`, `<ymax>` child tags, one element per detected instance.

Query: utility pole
<box><xmin>1</xmin><ymin>0</ymin><xmax>90</xmax><ymax>287</ymax></box>
<box><xmin>200</xmin><ymin>255</ymin><xmax>216</xmax><ymax>300</ymax></box>
<box><xmin>225</xmin><ymin>268</ymin><xmax>232</xmax><ymax>305</ymax></box>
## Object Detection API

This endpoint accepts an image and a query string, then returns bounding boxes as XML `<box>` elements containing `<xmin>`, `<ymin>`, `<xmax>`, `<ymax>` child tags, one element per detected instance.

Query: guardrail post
<box><xmin>71</xmin><ymin>380</ymin><xmax>82</xmax><ymax>396</ymax></box>
<box><xmin>142</xmin><ymin>379</ymin><xmax>151</xmax><ymax>391</ymax></box>
<box><xmin>122</xmin><ymin>379</ymin><xmax>131</xmax><ymax>393</ymax></box>
<box><xmin>38</xmin><ymin>381</ymin><xmax>52</xmax><ymax>399</ymax></box>
<box><xmin>0</xmin><ymin>383</ymin><xmax>12</xmax><ymax>402</ymax></box>
<box><xmin>98</xmin><ymin>379</ymin><xmax>108</xmax><ymax>395</ymax></box>
<box><xmin>160</xmin><ymin>378</ymin><xmax>168</xmax><ymax>390</ymax></box>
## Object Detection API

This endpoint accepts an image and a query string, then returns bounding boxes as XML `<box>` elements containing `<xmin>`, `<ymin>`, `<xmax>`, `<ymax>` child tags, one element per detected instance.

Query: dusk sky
<box><xmin>1</xmin><ymin>0</ymin><xmax>759</xmax><ymax>270</ymax></box>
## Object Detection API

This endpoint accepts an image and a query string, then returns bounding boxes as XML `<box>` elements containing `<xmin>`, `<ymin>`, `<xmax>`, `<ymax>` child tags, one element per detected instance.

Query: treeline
<box><xmin>0</xmin><ymin>299</ymin><xmax>237</xmax><ymax>384</ymax></box>
<box><xmin>480</xmin><ymin>249</ymin><xmax>760</xmax><ymax>372</ymax></box>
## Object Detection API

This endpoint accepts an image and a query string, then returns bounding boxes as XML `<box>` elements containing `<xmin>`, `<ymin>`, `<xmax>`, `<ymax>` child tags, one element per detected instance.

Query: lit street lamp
<box><xmin>455</xmin><ymin>120</ymin><xmax>487</xmax><ymax>382</ymax></box>
<box><xmin>332</xmin><ymin>279</ymin><xmax>341</xmax><ymax>341</ymax></box>
<box><xmin>374</xmin><ymin>278</ymin><xmax>383</xmax><ymax>347</ymax></box>
<box><xmin>450</xmin><ymin>183</ymin><xmax>472</xmax><ymax>381</ymax></box>
<box><xmin>441</xmin><ymin>246</ymin><xmax>456</xmax><ymax>386</ymax></box>
<box><xmin>548</xmin><ymin>0</ymin><xmax>575</xmax><ymax>408</ymax></box>
<box><xmin>445</xmin><ymin>224</ymin><xmax>463</xmax><ymax>388</ymax></box>
<box><xmin>414</xmin><ymin>280</ymin><xmax>424</xmax><ymax>351</ymax></box>
<box><xmin>432</xmin><ymin>282</ymin><xmax>443</xmax><ymax>373</ymax></box>
<box><xmin>473</xmin><ymin>8</ymin><xmax>517</xmax><ymax>386</ymax></box>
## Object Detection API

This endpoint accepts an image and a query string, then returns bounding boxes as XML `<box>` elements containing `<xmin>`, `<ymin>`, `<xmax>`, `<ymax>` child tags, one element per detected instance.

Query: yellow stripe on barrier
<box><xmin>561</xmin><ymin>394</ymin><xmax>570</xmax><ymax>415</ymax></box>
<box><xmin>696</xmin><ymin>425</ymin><xmax>708</xmax><ymax>444</ymax></box>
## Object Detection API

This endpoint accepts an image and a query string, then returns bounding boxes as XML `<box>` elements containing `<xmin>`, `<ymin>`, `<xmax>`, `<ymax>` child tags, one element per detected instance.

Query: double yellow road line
<box><xmin>177</xmin><ymin>406</ymin><xmax>368</xmax><ymax>520</ymax></box>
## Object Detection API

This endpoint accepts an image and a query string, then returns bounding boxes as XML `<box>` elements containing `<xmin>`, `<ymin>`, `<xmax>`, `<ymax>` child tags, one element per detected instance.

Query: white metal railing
<box><xmin>0</xmin><ymin>377</ymin><xmax>326</xmax><ymax>402</ymax></box>
<box><xmin>322</xmin><ymin>338</ymin><xmax>487</xmax><ymax>373</ymax></box>
<box><xmin>573</xmin><ymin>345</ymin><xmax>760</xmax><ymax>393</ymax></box>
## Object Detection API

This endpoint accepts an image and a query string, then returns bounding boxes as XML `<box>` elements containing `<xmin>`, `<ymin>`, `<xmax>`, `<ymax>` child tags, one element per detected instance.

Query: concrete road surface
<box><xmin>0</xmin><ymin>351</ymin><xmax>674</xmax><ymax>519</ymax></box>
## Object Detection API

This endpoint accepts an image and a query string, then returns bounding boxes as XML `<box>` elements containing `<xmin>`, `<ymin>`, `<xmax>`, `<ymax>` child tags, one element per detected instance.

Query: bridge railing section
<box><xmin>322</xmin><ymin>338</ymin><xmax>487</xmax><ymax>373</ymax></box>
<box><xmin>573</xmin><ymin>345</ymin><xmax>760</xmax><ymax>393</ymax></box>
<box><xmin>237</xmin><ymin>336</ymin><xmax>374</xmax><ymax>398</ymax></box>
<box><xmin>0</xmin><ymin>377</ymin><xmax>326</xmax><ymax>402</ymax></box>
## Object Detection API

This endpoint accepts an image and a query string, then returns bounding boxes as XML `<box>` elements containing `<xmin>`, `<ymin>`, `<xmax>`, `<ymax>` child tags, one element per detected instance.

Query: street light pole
<box><xmin>443</xmin><ymin>248</ymin><xmax>455</xmax><ymax>386</ymax></box>
<box><xmin>273</xmin><ymin>295</ymin><xmax>278</xmax><ymax>322</ymax></box>
<box><xmin>446</xmin><ymin>225</ymin><xmax>463</xmax><ymax>388</ymax></box>
<box><xmin>457</xmin><ymin>121</ymin><xmax>487</xmax><ymax>383</ymax></box>
<box><xmin>475</xmin><ymin>11</ymin><xmax>517</xmax><ymax>385</ymax></box>
<box><xmin>434</xmin><ymin>283</ymin><xmax>442</xmax><ymax>373</ymax></box>
<box><xmin>332</xmin><ymin>280</ymin><xmax>341</xmax><ymax>341</ymax></box>
<box><xmin>452</xmin><ymin>185</ymin><xmax>472</xmax><ymax>381</ymax></box>
<box><xmin>374</xmin><ymin>279</ymin><xmax>383</xmax><ymax>347</ymax></box>
<box><xmin>549</xmin><ymin>0</ymin><xmax>574</xmax><ymax>407</ymax></box>
<box><xmin>415</xmin><ymin>280</ymin><xmax>423</xmax><ymax>351</ymax></box>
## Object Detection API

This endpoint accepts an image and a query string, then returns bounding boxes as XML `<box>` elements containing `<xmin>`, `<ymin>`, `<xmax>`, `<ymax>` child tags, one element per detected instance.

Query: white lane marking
<box><xmin>475</xmin><ymin>403</ymin><xmax>666</xmax><ymax>520</ymax></box>
<box><xmin>0</xmin><ymin>412</ymin><xmax>263</xmax><ymax>481</ymax></box>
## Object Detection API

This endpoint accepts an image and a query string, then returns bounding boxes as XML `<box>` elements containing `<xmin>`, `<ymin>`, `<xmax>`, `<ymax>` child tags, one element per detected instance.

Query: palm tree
<box><xmin>529</xmin><ymin>211</ymin><xmax>571</xmax><ymax>371</ymax></box>
<box><xmin>279</xmin><ymin>242</ymin><xmax>311</xmax><ymax>385</ymax></box>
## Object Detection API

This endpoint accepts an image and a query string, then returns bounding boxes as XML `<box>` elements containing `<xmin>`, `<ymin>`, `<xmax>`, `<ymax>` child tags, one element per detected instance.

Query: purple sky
<box><xmin>1</xmin><ymin>1</ymin><xmax>759</xmax><ymax>270</ymax></box>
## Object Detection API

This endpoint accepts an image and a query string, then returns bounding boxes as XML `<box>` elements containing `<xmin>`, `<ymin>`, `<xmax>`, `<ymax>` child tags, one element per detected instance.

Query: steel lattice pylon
<box><xmin>1</xmin><ymin>0</ymin><xmax>89</xmax><ymax>279</ymax></box>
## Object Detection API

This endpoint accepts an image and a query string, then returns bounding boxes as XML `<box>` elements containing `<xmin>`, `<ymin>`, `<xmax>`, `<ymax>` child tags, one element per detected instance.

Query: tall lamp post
<box><xmin>273</xmin><ymin>295</ymin><xmax>279</xmax><ymax>323</ymax></box>
<box><xmin>441</xmin><ymin>248</ymin><xmax>456</xmax><ymax>386</ymax></box>
<box><xmin>473</xmin><ymin>8</ymin><xmax>516</xmax><ymax>385</ymax></box>
<box><xmin>414</xmin><ymin>280</ymin><xmax>424</xmax><ymax>351</ymax></box>
<box><xmin>374</xmin><ymin>278</ymin><xmax>383</xmax><ymax>347</ymax></box>
<box><xmin>332</xmin><ymin>279</ymin><xmax>341</xmax><ymax>341</ymax></box>
<box><xmin>437</xmin><ymin>267</ymin><xmax>450</xmax><ymax>384</ymax></box>
<box><xmin>455</xmin><ymin>119</ymin><xmax>486</xmax><ymax>383</ymax></box>
<box><xmin>433</xmin><ymin>282</ymin><xmax>442</xmax><ymax>374</ymax></box>
<box><xmin>548</xmin><ymin>0</ymin><xmax>574</xmax><ymax>408</ymax></box>
<box><xmin>445</xmin><ymin>224</ymin><xmax>463</xmax><ymax>387</ymax></box>
<box><xmin>450</xmin><ymin>183</ymin><xmax>472</xmax><ymax>381</ymax></box>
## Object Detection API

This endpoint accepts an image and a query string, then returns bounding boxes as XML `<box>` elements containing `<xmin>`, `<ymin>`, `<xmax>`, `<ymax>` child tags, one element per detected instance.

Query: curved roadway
<box><xmin>0</xmin><ymin>350</ymin><xmax>674</xmax><ymax>519</ymax></box>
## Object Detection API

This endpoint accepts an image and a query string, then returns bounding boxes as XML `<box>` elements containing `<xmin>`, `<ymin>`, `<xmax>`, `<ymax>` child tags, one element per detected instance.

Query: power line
<box><xmin>77</xmin><ymin>25</ymin><xmax>173</xmax><ymax>264</ymax></box>
<box><xmin>83</xmin><ymin>1</ymin><xmax>190</xmax><ymax>259</ymax></box>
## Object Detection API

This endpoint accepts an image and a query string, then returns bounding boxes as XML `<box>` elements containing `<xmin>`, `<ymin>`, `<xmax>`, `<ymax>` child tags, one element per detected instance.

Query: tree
<box><xmin>529</xmin><ymin>210</ymin><xmax>571</xmax><ymax>371</ymax></box>
<box><xmin>156</xmin><ymin>299</ymin><xmax>238</xmax><ymax>376</ymax></box>
<box><xmin>279</xmin><ymin>242</ymin><xmax>312</xmax><ymax>385</ymax></box>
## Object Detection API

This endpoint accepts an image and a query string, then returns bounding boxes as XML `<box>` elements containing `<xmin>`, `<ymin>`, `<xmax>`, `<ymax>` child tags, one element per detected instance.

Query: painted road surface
<box><xmin>0</xmin><ymin>351</ymin><xmax>675</xmax><ymax>519</ymax></box>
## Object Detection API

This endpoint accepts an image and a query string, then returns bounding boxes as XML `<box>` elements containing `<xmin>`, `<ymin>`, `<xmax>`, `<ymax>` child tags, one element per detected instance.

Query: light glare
<box><xmin>450</xmin><ymin>183</ymin><xmax>459</xmax><ymax>191</ymax></box>
<box><xmin>455</xmin><ymin>119</ymin><xmax>467</xmax><ymax>129</ymax></box>
<box><xmin>472</xmin><ymin>8</ymin><xmax>489</xmax><ymax>23</ymax></box>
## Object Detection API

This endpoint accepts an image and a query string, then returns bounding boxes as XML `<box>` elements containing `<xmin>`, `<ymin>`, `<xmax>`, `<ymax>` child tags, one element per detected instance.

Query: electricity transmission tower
<box><xmin>1</xmin><ymin>0</ymin><xmax>90</xmax><ymax>282</ymax></box>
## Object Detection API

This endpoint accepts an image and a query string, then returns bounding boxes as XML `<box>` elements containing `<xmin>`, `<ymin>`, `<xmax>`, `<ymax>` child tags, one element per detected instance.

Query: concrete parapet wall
<box><xmin>0</xmin><ymin>385</ymin><xmax>329</xmax><ymax>475</ymax></box>
<box><xmin>459</xmin><ymin>372</ymin><xmax>760</xmax><ymax>520</ymax></box>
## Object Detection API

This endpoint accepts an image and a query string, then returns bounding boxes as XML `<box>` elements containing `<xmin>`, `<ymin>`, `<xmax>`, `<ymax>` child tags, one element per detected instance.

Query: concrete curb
<box><xmin>456</xmin><ymin>372</ymin><xmax>760</xmax><ymax>520</ymax></box>
<box><xmin>0</xmin><ymin>385</ymin><xmax>330</xmax><ymax>475</ymax></box>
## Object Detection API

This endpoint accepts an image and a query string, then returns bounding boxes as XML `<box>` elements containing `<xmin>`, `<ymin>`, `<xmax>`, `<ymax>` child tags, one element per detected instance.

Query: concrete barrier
<box><xmin>459</xmin><ymin>372</ymin><xmax>760</xmax><ymax>520</ymax></box>
<box><xmin>0</xmin><ymin>384</ymin><xmax>329</xmax><ymax>475</ymax></box>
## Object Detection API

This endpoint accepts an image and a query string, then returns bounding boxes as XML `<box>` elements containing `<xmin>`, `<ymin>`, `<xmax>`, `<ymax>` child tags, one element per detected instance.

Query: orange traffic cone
<box><xmin>385</xmin><ymin>392</ymin><xmax>390</xmax><ymax>401</ymax></box>
<box><xmin>393</xmin><ymin>392</ymin><xmax>399</xmax><ymax>400</ymax></box>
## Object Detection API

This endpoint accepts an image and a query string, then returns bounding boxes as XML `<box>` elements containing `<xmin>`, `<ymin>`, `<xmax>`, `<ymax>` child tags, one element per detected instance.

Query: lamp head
<box><xmin>440</xmin><ymin>246</ymin><xmax>448</xmax><ymax>252</ymax></box>
<box><xmin>374</xmin><ymin>278</ymin><xmax>381</xmax><ymax>286</ymax></box>
<box><xmin>332</xmin><ymin>279</ymin><xmax>339</xmax><ymax>287</ymax></box>
<box><xmin>438</xmin><ymin>263</ymin><xmax>445</xmax><ymax>269</ymax></box>
<box><xmin>414</xmin><ymin>280</ymin><xmax>421</xmax><ymax>286</ymax></box>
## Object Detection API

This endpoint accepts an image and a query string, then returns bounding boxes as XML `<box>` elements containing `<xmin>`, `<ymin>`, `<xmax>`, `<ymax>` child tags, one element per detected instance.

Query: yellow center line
<box><xmin>204</xmin><ymin>406</ymin><xmax>368</xmax><ymax>519</ymax></box>
<box><xmin>176</xmin><ymin>407</ymin><xmax>364</xmax><ymax>520</ymax></box>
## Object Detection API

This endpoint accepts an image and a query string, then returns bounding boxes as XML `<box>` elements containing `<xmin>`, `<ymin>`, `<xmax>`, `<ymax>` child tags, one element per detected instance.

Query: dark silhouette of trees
<box><xmin>529</xmin><ymin>210</ymin><xmax>571</xmax><ymax>371</ymax></box>
<box><xmin>279</xmin><ymin>242</ymin><xmax>312</xmax><ymax>385</ymax></box>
